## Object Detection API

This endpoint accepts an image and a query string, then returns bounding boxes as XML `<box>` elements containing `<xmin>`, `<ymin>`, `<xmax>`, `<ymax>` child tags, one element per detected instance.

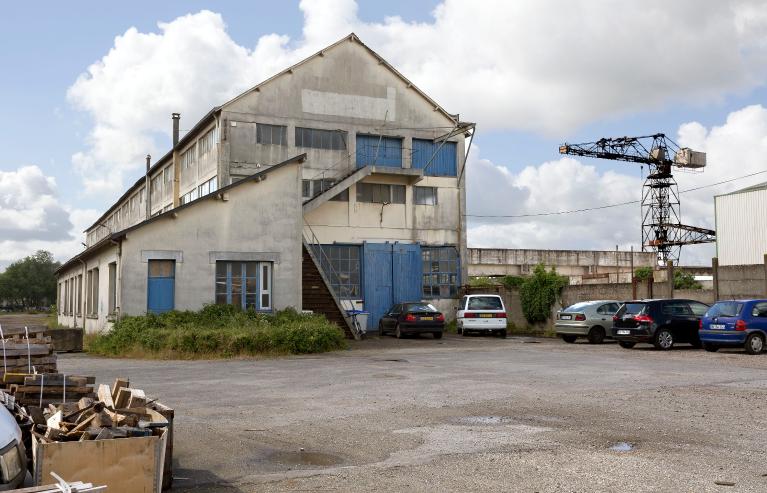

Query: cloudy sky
<box><xmin>2</xmin><ymin>0</ymin><xmax>767</xmax><ymax>269</ymax></box>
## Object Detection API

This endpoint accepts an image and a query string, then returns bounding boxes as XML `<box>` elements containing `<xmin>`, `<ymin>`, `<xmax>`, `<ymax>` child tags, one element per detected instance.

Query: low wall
<box><xmin>717</xmin><ymin>264</ymin><xmax>765</xmax><ymax>300</ymax></box>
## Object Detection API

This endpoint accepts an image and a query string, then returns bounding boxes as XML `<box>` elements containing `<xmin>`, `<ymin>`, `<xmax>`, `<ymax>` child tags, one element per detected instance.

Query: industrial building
<box><xmin>468</xmin><ymin>248</ymin><xmax>657</xmax><ymax>284</ymax></box>
<box><xmin>715</xmin><ymin>182</ymin><xmax>767</xmax><ymax>266</ymax></box>
<box><xmin>55</xmin><ymin>33</ymin><xmax>473</xmax><ymax>336</ymax></box>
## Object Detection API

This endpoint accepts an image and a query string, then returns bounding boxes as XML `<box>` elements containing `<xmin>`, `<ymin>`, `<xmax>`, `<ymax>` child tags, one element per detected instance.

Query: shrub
<box><xmin>86</xmin><ymin>306</ymin><xmax>347</xmax><ymax>358</ymax></box>
<box><xmin>634</xmin><ymin>266</ymin><xmax>653</xmax><ymax>281</ymax></box>
<box><xmin>469</xmin><ymin>276</ymin><xmax>496</xmax><ymax>287</ymax></box>
<box><xmin>519</xmin><ymin>264</ymin><xmax>568</xmax><ymax>324</ymax></box>
<box><xmin>674</xmin><ymin>271</ymin><xmax>702</xmax><ymax>290</ymax></box>
<box><xmin>501</xmin><ymin>275</ymin><xmax>525</xmax><ymax>290</ymax></box>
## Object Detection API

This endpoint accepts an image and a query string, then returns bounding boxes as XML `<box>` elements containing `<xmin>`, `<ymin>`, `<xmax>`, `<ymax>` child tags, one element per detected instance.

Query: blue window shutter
<box><xmin>356</xmin><ymin>135</ymin><xmax>402</xmax><ymax>168</ymax></box>
<box><xmin>412</xmin><ymin>139</ymin><xmax>457</xmax><ymax>176</ymax></box>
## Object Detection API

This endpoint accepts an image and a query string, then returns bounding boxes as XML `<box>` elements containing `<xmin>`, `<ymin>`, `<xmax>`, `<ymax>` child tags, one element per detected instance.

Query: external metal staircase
<box><xmin>302</xmin><ymin>166</ymin><xmax>372</xmax><ymax>214</ymax></box>
<box><xmin>302</xmin><ymin>222</ymin><xmax>361</xmax><ymax>339</ymax></box>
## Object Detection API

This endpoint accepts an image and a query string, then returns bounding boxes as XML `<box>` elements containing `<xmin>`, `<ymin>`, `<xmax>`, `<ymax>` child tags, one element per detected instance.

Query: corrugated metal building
<box><xmin>715</xmin><ymin>182</ymin><xmax>767</xmax><ymax>265</ymax></box>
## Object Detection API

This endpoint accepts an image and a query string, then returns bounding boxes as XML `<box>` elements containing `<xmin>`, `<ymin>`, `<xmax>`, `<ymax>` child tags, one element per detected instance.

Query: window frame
<box><xmin>256</xmin><ymin>123</ymin><xmax>288</xmax><ymax>146</ymax></box>
<box><xmin>414</xmin><ymin>186</ymin><xmax>438</xmax><ymax>205</ymax></box>
<box><xmin>295</xmin><ymin>127</ymin><xmax>347</xmax><ymax>150</ymax></box>
<box><xmin>422</xmin><ymin>246</ymin><xmax>460</xmax><ymax>299</ymax></box>
<box><xmin>215</xmin><ymin>261</ymin><xmax>274</xmax><ymax>311</ymax></box>
<box><xmin>356</xmin><ymin>183</ymin><xmax>406</xmax><ymax>204</ymax></box>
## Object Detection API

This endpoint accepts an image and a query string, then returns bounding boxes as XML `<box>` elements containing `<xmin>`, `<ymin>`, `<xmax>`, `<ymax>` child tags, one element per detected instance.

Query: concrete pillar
<box><xmin>667</xmin><ymin>260</ymin><xmax>675</xmax><ymax>299</ymax></box>
<box><xmin>712</xmin><ymin>257</ymin><xmax>719</xmax><ymax>301</ymax></box>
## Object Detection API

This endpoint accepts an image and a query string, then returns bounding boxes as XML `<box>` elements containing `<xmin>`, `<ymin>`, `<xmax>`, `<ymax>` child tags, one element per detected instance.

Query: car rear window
<box><xmin>617</xmin><ymin>303</ymin><xmax>646</xmax><ymax>317</ymax></box>
<box><xmin>467</xmin><ymin>296</ymin><xmax>503</xmax><ymax>310</ymax></box>
<box><xmin>405</xmin><ymin>303</ymin><xmax>437</xmax><ymax>312</ymax></box>
<box><xmin>706</xmin><ymin>301</ymin><xmax>743</xmax><ymax>318</ymax></box>
<box><xmin>563</xmin><ymin>302</ymin><xmax>593</xmax><ymax>312</ymax></box>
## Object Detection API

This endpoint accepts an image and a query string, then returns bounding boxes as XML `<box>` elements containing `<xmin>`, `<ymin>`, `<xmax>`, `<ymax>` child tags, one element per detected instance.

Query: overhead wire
<box><xmin>465</xmin><ymin>169</ymin><xmax>767</xmax><ymax>219</ymax></box>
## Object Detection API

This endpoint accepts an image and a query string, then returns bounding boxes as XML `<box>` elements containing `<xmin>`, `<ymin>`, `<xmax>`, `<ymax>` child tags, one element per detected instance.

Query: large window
<box><xmin>257</xmin><ymin>124</ymin><xmax>287</xmax><ymax>146</ymax></box>
<box><xmin>356</xmin><ymin>134</ymin><xmax>403</xmax><ymax>167</ymax></box>
<box><xmin>197</xmin><ymin>176</ymin><xmax>217</xmax><ymax>198</ymax></box>
<box><xmin>422</xmin><ymin>247</ymin><xmax>459</xmax><ymax>298</ymax></box>
<box><xmin>415</xmin><ymin>186</ymin><xmax>438</xmax><ymax>205</ymax></box>
<box><xmin>302</xmin><ymin>179</ymin><xmax>348</xmax><ymax>202</ymax></box>
<box><xmin>215</xmin><ymin>261</ymin><xmax>273</xmax><ymax>311</ymax></box>
<box><xmin>198</xmin><ymin>128</ymin><xmax>216</xmax><ymax>156</ymax></box>
<box><xmin>295</xmin><ymin>127</ymin><xmax>347</xmax><ymax>150</ymax></box>
<box><xmin>108</xmin><ymin>263</ymin><xmax>117</xmax><ymax>314</ymax></box>
<box><xmin>181</xmin><ymin>145</ymin><xmax>197</xmax><ymax>170</ymax></box>
<box><xmin>313</xmin><ymin>245</ymin><xmax>361</xmax><ymax>299</ymax></box>
<box><xmin>412</xmin><ymin>139</ymin><xmax>457</xmax><ymax>177</ymax></box>
<box><xmin>86</xmin><ymin>267</ymin><xmax>99</xmax><ymax>316</ymax></box>
<box><xmin>356</xmin><ymin>183</ymin><xmax>405</xmax><ymax>204</ymax></box>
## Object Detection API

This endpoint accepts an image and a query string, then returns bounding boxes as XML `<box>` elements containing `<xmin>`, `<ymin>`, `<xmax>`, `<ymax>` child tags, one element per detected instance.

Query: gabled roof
<box><xmin>222</xmin><ymin>33</ymin><xmax>460</xmax><ymax>125</ymax></box>
<box><xmin>58</xmin><ymin>153</ymin><xmax>306</xmax><ymax>275</ymax></box>
<box><xmin>716</xmin><ymin>180</ymin><xmax>767</xmax><ymax>198</ymax></box>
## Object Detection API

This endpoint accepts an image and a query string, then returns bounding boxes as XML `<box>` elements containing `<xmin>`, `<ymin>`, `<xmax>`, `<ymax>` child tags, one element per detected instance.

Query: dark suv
<box><xmin>612</xmin><ymin>299</ymin><xmax>710</xmax><ymax>350</ymax></box>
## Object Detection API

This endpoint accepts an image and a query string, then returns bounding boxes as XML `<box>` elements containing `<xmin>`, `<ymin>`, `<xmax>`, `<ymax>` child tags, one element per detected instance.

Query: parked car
<box><xmin>699</xmin><ymin>299</ymin><xmax>767</xmax><ymax>355</ymax></box>
<box><xmin>0</xmin><ymin>405</ymin><xmax>26</xmax><ymax>489</ymax></box>
<box><xmin>555</xmin><ymin>300</ymin><xmax>621</xmax><ymax>344</ymax></box>
<box><xmin>456</xmin><ymin>294</ymin><xmax>507</xmax><ymax>338</ymax></box>
<box><xmin>612</xmin><ymin>299</ymin><xmax>710</xmax><ymax>350</ymax></box>
<box><xmin>378</xmin><ymin>302</ymin><xmax>445</xmax><ymax>339</ymax></box>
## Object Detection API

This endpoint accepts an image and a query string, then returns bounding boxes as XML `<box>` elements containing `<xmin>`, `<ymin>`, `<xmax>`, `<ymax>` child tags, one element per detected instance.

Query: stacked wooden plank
<box><xmin>0</xmin><ymin>325</ymin><xmax>57</xmax><ymax>375</ymax></box>
<box><xmin>5</xmin><ymin>374</ymin><xmax>96</xmax><ymax>408</ymax></box>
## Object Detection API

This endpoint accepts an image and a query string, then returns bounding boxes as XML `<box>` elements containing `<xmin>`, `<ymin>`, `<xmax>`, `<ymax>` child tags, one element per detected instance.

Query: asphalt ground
<box><xmin>58</xmin><ymin>334</ymin><xmax>767</xmax><ymax>492</ymax></box>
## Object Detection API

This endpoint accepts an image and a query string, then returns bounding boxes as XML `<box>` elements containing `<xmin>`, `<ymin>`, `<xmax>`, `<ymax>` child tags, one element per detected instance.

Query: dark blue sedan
<box><xmin>699</xmin><ymin>300</ymin><xmax>767</xmax><ymax>354</ymax></box>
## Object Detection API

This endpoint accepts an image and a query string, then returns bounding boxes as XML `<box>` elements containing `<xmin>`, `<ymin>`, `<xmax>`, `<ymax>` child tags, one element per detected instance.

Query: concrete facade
<box><xmin>58</xmin><ymin>34</ymin><xmax>471</xmax><ymax>333</ymax></box>
<box><xmin>468</xmin><ymin>248</ymin><xmax>656</xmax><ymax>284</ymax></box>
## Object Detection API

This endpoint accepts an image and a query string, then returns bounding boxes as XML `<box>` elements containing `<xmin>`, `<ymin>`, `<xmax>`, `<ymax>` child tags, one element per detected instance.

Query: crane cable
<box><xmin>465</xmin><ymin>169</ymin><xmax>767</xmax><ymax>219</ymax></box>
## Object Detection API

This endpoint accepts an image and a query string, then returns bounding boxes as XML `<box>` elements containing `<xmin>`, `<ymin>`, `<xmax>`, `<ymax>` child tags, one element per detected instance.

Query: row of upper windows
<box><xmin>302</xmin><ymin>181</ymin><xmax>438</xmax><ymax>205</ymax></box>
<box><xmin>254</xmin><ymin>123</ymin><xmax>458</xmax><ymax>177</ymax></box>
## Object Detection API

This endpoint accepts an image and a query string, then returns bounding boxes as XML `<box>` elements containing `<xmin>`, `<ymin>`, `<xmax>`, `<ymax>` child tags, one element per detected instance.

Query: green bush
<box><xmin>501</xmin><ymin>275</ymin><xmax>526</xmax><ymax>289</ymax></box>
<box><xmin>634</xmin><ymin>266</ymin><xmax>653</xmax><ymax>281</ymax></box>
<box><xmin>87</xmin><ymin>306</ymin><xmax>347</xmax><ymax>358</ymax></box>
<box><xmin>519</xmin><ymin>264</ymin><xmax>568</xmax><ymax>324</ymax></box>
<box><xmin>469</xmin><ymin>276</ymin><xmax>496</xmax><ymax>288</ymax></box>
<box><xmin>674</xmin><ymin>271</ymin><xmax>702</xmax><ymax>290</ymax></box>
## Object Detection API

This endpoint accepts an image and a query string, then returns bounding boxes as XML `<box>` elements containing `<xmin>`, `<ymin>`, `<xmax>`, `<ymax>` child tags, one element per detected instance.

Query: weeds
<box><xmin>86</xmin><ymin>306</ymin><xmax>347</xmax><ymax>358</ymax></box>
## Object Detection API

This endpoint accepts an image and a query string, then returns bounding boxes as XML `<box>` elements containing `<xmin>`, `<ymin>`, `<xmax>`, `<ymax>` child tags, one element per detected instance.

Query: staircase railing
<box><xmin>302</xmin><ymin>221</ymin><xmax>362</xmax><ymax>339</ymax></box>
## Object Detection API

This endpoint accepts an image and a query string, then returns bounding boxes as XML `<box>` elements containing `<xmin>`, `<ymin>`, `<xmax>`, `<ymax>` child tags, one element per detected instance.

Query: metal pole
<box><xmin>667</xmin><ymin>260</ymin><xmax>675</xmax><ymax>299</ymax></box>
<box><xmin>712</xmin><ymin>257</ymin><xmax>719</xmax><ymax>302</ymax></box>
<box><xmin>631</xmin><ymin>246</ymin><xmax>636</xmax><ymax>299</ymax></box>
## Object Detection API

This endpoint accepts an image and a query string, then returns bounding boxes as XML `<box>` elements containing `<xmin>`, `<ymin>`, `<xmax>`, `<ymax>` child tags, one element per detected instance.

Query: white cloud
<box><xmin>466</xmin><ymin>104</ymin><xmax>767</xmax><ymax>265</ymax></box>
<box><xmin>0</xmin><ymin>166</ymin><xmax>99</xmax><ymax>269</ymax></box>
<box><xmin>67</xmin><ymin>1</ymin><xmax>767</xmax><ymax>198</ymax></box>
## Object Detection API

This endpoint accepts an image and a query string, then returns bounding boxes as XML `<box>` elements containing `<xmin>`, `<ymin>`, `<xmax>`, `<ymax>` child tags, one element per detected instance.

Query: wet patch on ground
<box><xmin>452</xmin><ymin>416</ymin><xmax>515</xmax><ymax>426</ymax></box>
<box><xmin>266</xmin><ymin>450</ymin><xmax>344</xmax><ymax>468</ymax></box>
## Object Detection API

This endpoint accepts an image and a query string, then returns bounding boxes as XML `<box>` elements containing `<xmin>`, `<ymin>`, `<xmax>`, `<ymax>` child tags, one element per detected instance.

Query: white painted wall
<box><xmin>716</xmin><ymin>188</ymin><xmax>767</xmax><ymax>265</ymax></box>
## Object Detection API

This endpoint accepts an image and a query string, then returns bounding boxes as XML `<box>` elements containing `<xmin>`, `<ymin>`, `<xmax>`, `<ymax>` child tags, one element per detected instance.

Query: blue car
<box><xmin>699</xmin><ymin>300</ymin><xmax>767</xmax><ymax>354</ymax></box>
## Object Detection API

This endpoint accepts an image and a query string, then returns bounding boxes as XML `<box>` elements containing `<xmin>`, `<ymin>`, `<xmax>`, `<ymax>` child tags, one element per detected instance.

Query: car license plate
<box><xmin>560</xmin><ymin>315</ymin><xmax>572</xmax><ymax>320</ymax></box>
<box><xmin>421</xmin><ymin>316</ymin><xmax>433</xmax><ymax>321</ymax></box>
<box><xmin>617</xmin><ymin>330</ymin><xmax>631</xmax><ymax>335</ymax></box>
<box><xmin>710</xmin><ymin>324</ymin><xmax>725</xmax><ymax>330</ymax></box>
<box><xmin>479</xmin><ymin>314</ymin><xmax>493</xmax><ymax>318</ymax></box>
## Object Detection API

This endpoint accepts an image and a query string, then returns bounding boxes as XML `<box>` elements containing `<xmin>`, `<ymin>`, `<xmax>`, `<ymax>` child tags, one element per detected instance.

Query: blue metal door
<box><xmin>392</xmin><ymin>243</ymin><xmax>422</xmax><ymax>304</ymax></box>
<box><xmin>363</xmin><ymin>243</ymin><xmax>393</xmax><ymax>330</ymax></box>
<box><xmin>356</xmin><ymin>135</ymin><xmax>403</xmax><ymax>168</ymax></box>
<box><xmin>147</xmin><ymin>260</ymin><xmax>175</xmax><ymax>314</ymax></box>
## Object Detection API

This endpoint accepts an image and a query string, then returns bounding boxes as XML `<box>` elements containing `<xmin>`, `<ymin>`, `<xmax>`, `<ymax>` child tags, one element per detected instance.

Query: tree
<box><xmin>674</xmin><ymin>271</ymin><xmax>702</xmax><ymax>290</ymax></box>
<box><xmin>0</xmin><ymin>250</ymin><xmax>60</xmax><ymax>309</ymax></box>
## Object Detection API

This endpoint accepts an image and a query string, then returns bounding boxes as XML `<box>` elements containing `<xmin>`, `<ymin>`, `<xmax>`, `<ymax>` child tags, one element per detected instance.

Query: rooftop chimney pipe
<box><xmin>172</xmin><ymin>113</ymin><xmax>180</xmax><ymax>146</ymax></box>
<box><xmin>145</xmin><ymin>154</ymin><xmax>151</xmax><ymax>173</ymax></box>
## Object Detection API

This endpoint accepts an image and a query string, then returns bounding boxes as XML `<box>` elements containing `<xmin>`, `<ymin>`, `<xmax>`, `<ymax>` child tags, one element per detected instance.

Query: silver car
<box><xmin>555</xmin><ymin>300</ymin><xmax>621</xmax><ymax>344</ymax></box>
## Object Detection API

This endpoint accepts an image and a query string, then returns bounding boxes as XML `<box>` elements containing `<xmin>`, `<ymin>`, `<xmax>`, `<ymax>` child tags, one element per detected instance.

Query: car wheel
<box><xmin>499</xmin><ymin>329</ymin><xmax>507</xmax><ymax>339</ymax></box>
<box><xmin>395</xmin><ymin>324</ymin><xmax>403</xmax><ymax>339</ymax></box>
<box><xmin>456</xmin><ymin>326</ymin><xmax>463</xmax><ymax>335</ymax></box>
<box><xmin>461</xmin><ymin>328</ymin><xmax>469</xmax><ymax>337</ymax></box>
<box><xmin>587</xmin><ymin>326</ymin><xmax>606</xmax><ymax>344</ymax></box>
<box><xmin>433</xmin><ymin>332</ymin><xmax>443</xmax><ymax>339</ymax></box>
<box><xmin>378</xmin><ymin>322</ymin><xmax>385</xmax><ymax>337</ymax></box>
<box><xmin>561</xmin><ymin>335</ymin><xmax>577</xmax><ymax>343</ymax></box>
<box><xmin>745</xmin><ymin>333</ymin><xmax>765</xmax><ymax>355</ymax></box>
<box><xmin>654</xmin><ymin>328</ymin><xmax>674</xmax><ymax>350</ymax></box>
<box><xmin>619</xmin><ymin>341</ymin><xmax>636</xmax><ymax>349</ymax></box>
<box><xmin>703</xmin><ymin>343</ymin><xmax>719</xmax><ymax>352</ymax></box>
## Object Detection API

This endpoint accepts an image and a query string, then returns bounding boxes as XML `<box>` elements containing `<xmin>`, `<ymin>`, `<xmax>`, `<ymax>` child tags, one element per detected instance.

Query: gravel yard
<box><xmin>59</xmin><ymin>334</ymin><xmax>767</xmax><ymax>492</ymax></box>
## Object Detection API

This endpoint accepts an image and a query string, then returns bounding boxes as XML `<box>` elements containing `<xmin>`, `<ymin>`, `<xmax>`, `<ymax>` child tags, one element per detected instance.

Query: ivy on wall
<box><xmin>519</xmin><ymin>264</ymin><xmax>568</xmax><ymax>324</ymax></box>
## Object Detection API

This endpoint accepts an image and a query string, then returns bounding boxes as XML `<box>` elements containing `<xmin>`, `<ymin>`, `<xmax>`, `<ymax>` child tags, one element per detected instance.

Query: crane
<box><xmin>559</xmin><ymin>133</ymin><xmax>715</xmax><ymax>265</ymax></box>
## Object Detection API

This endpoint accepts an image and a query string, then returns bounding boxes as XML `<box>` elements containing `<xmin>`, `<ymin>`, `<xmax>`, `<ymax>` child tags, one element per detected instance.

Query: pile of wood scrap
<box><xmin>32</xmin><ymin>379</ymin><xmax>167</xmax><ymax>443</ymax></box>
<box><xmin>0</xmin><ymin>326</ymin><xmax>56</xmax><ymax>376</ymax></box>
<box><xmin>4</xmin><ymin>374</ymin><xmax>95</xmax><ymax>408</ymax></box>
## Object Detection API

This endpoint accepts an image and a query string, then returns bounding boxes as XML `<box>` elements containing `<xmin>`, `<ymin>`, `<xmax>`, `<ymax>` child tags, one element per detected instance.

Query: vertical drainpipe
<box><xmin>145</xmin><ymin>154</ymin><xmax>151</xmax><ymax>220</ymax></box>
<box><xmin>172</xmin><ymin>113</ymin><xmax>181</xmax><ymax>208</ymax></box>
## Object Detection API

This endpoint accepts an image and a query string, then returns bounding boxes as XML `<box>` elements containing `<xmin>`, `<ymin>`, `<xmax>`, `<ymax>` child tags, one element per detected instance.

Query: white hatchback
<box><xmin>456</xmin><ymin>294</ymin><xmax>508</xmax><ymax>338</ymax></box>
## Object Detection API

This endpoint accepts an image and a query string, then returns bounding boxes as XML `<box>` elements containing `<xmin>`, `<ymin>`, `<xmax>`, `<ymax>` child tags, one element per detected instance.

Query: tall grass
<box><xmin>86</xmin><ymin>305</ymin><xmax>347</xmax><ymax>358</ymax></box>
